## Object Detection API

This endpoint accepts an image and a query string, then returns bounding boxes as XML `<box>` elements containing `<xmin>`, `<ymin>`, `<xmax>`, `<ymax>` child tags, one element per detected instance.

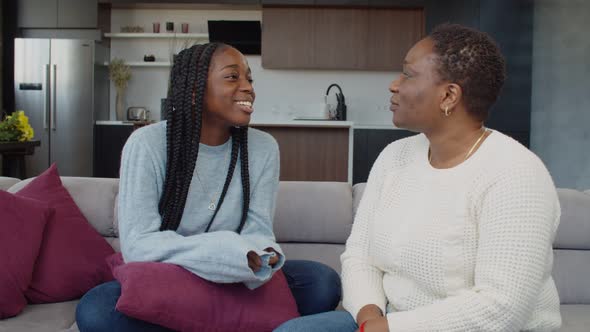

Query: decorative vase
<box><xmin>115</xmin><ymin>89</ymin><xmax>126</xmax><ymax>121</ymax></box>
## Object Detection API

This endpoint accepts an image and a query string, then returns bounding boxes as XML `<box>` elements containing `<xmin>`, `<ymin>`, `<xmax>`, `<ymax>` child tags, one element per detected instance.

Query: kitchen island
<box><xmin>251</xmin><ymin>120</ymin><xmax>353</xmax><ymax>183</ymax></box>
<box><xmin>95</xmin><ymin>120</ymin><xmax>354</xmax><ymax>182</ymax></box>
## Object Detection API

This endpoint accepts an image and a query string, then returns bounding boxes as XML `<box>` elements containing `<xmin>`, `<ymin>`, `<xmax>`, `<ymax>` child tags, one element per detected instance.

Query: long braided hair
<box><xmin>158</xmin><ymin>43</ymin><xmax>250</xmax><ymax>233</ymax></box>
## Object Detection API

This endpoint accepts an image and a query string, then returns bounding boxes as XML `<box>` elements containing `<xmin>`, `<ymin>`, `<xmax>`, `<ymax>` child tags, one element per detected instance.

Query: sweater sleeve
<box><xmin>341</xmin><ymin>148</ymin><xmax>389</xmax><ymax>321</ymax></box>
<box><xmin>386</xmin><ymin>162</ymin><xmax>560</xmax><ymax>332</ymax></box>
<box><xmin>238</xmin><ymin>138</ymin><xmax>285</xmax><ymax>289</ymax></box>
<box><xmin>118</xmin><ymin>134</ymin><xmax>272</xmax><ymax>285</ymax></box>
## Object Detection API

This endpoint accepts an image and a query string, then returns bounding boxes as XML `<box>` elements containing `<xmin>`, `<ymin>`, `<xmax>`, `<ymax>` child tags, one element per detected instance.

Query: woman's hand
<box><xmin>355</xmin><ymin>317</ymin><xmax>389</xmax><ymax>332</ymax></box>
<box><xmin>264</xmin><ymin>247</ymin><xmax>281</xmax><ymax>267</ymax></box>
<box><xmin>247</xmin><ymin>251</ymin><xmax>262</xmax><ymax>272</ymax></box>
<box><xmin>357</xmin><ymin>304</ymin><xmax>383</xmax><ymax>326</ymax></box>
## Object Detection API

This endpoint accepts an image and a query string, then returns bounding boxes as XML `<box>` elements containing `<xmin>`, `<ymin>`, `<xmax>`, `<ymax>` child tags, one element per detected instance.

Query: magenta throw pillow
<box><xmin>15</xmin><ymin>164</ymin><xmax>115</xmax><ymax>303</ymax></box>
<box><xmin>107</xmin><ymin>253</ymin><xmax>300</xmax><ymax>332</ymax></box>
<box><xmin>0</xmin><ymin>191</ymin><xmax>51</xmax><ymax>318</ymax></box>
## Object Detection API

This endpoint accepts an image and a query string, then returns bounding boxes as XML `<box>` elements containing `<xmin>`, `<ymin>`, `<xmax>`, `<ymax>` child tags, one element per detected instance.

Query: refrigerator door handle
<box><xmin>44</xmin><ymin>64</ymin><xmax>50</xmax><ymax>130</ymax></box>
<box><xmin>51</xmin><ymin>64</ymin><xmax>57</xmax><ymax>131</ymax></box>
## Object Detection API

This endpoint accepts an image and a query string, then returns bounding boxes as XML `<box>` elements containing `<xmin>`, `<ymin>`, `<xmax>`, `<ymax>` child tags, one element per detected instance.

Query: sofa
<box><xmin>0</xmin><ymin>176</ymin><xmax>589</xmax><ymax>332</ymax></box>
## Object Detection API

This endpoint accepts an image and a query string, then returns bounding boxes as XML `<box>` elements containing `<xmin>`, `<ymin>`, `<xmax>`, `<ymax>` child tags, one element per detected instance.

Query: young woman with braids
<box><xmin>75</xmin><ymin>43</ymin><xmax>341</xmax><ymax>331</ymax></box>
<box><xmin>276</xmin><ymin>24</ymin><xmax>561</xmax><ymax>332</ymax></box>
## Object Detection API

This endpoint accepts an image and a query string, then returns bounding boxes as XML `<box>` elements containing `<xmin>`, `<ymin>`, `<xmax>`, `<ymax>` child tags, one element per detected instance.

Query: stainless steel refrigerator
<box><xmin>14</xmin><ymin>38</ymin><xmax>96</xmax><ymax>177</ymax></box>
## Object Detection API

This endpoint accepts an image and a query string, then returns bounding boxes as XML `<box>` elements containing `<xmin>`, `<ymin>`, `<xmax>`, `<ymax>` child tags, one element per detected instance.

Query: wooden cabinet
<box><xmin>93</xmin><ymin>124</ymin><xmax>133</xmax><ymax>178</ymax></box>
<box><xmin>252</xmin><ymin>125</ymin><xmax>350</xmax><ymax>182</ymax></box>
<box><xmin>18</xmin><ymin>0</ymin><xmax>97</xmax><ymax>28</ymax></box>
<box><xmin>262</xmin><ymin>7</ymin><xmax>424</xmax><ymax>70</ymax></box>
<box><xmin>353</xmin><ymin>129</ymin><xmax>415</xmax><ymax>184</ymax></box>
<box><xmin>366</xmin><ymin>8</ymin><xmax>424</xmax><ymax>70</ymax></box>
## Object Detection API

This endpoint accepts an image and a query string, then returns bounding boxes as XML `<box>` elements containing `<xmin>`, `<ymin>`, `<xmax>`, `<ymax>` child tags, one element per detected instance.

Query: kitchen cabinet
<box><xmin>366</xmin><ymin>8</ymin><xmax>424</xmax><ymax>70</ymax></box>
<box><xmin>93</xmin><ymin>123</ymin><xmax>133</xmax><ymax>178</ymax></box>
<box><xmin>353</xmin><ymin>129</ymin><xmax>415</xmax><ymax>184</ymax></box>
<box><xmin>261</xmin><ymin>0</ymin><xmax>314</xmax><ymax>4</ymax></box>
<box><xmin>251</xmin><ymin>122</ymin><xmax>353</xmax><ymax>182</ymax></box>
<box><xmin>104</xmin><ymin>0</ymin><xmax>261</xmax><ymax>4</ymax></box>
<box><xmin>18</xmin><ymin>0</ymin><xmax>97</xmax><ymax>29</ymax></box>
<box><xmin>262</xmin><ymin>7</ymin><xmax>424</xmax><ymax>70</ymax></box>
<box><xmin>314</xmin><ymin>0</ymin><xmax>368</xmax><ymax>5</ymax></box>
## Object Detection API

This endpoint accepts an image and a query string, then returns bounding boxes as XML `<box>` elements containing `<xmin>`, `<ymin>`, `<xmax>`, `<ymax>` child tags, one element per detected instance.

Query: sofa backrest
<box><xmin>5</xmin><ymin>176</ymin><xmax>590</xmax><ymax>304</ymax></box>
<box><xmin>346</xmin><ymin>183</ymin><xmax>590</xmax><ymax>305</ymax></box>
<box><xmin>0</xmin><ymin>177</ymin><xmax>21</xmax><ymax>191</ymax></box>
<box><xmin>274</xmin><ymin>181</ymin><xmax>353</xmax><ymax>244</ymax></box>
<box><xmin>8</xmin><ymin>177</ymin><xmax>120</xmax><ymax>238</ymax></box>
<box><xmin>553</xmin><ymin>188</ymin><xmax>590</xmax><ymax>304</ymax></box>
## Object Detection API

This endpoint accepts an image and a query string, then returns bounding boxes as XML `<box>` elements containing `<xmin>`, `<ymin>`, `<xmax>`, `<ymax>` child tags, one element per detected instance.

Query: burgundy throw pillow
<box><xmin>107</xmin><ymin>253</ymin><xmax>300</xmax><ymax>332</ymax></box>
<box><xmin>0</xmin><ymin>191</ymin><xmax>51</xmax><ymax>318</ymax></box>
<box><xmin>15</xmin><ymin>164</ymin><xmax>115</xmax><ymax>303</ymax></box>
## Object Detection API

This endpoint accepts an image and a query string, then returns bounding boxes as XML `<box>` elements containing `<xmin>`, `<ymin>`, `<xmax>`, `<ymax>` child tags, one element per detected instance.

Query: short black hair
<box><xmin>430</xmin><ymin>23</ymin><xmax>506</xmax><ymax>121</ymax></box>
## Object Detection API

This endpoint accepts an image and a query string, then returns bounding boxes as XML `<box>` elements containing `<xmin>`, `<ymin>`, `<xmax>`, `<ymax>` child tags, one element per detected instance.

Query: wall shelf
<box><xmin>104</xmin><ymin>32</ymin><xmax>208</xmax><ymax>39</ymax></box>
<box><xmin>102</xmin><ymin>61</ymin><xmax>172</xmax><ymax>67</ymax></box>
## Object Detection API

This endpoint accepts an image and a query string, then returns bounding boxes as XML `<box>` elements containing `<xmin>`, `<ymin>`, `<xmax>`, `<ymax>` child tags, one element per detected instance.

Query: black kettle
<box><xmin>325</xmin><ymin>83</ymin><xmax>347</xmax><ymax>121</ymax></box>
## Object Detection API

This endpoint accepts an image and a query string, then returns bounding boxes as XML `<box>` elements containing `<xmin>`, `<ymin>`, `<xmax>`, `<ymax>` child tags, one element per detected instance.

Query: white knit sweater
<box><xmin>341</xmin><ymin>131</ymin><xmax>561</xmax><ymax>332</ymax></box>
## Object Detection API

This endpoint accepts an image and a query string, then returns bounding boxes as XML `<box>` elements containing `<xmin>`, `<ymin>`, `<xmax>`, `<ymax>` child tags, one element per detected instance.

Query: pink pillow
<box><xmin>0</xmin><ymin>191</ymin><xmax>51</xmax><ymax>318</ymax></box>
<box><xmin>15</xmin><ymin>164</ymin><xmax>115</xmax><ymax>303</ymax></box>
<box><xmin>107</xmin><ymin>253</ymin><xmax>300</xmax><ymax>332</ymax></box>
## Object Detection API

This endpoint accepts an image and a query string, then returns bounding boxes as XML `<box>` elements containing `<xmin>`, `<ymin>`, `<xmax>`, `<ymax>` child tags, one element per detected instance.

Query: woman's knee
<box><xmin>274</xmin><ymin>311</ymin><xmax>356</xmax><ymax>332</ymax></box>
<box><xmin>283</xmin><ymin>260</ymin><xmax>342</xmax><ymax>314</ymax></box>
<box><xmin>76</xmin><ymin>281</ymin><xmax>121</xmax><ymax>332</ymax></box>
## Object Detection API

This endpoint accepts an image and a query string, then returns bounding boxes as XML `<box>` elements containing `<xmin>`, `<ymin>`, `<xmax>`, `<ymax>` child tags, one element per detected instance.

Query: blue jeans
<box><xmin>76</xmin><ymin>260</ymin><xmax>341</xmax><ymax>332</ymax></box>
<box><xmin>274</xmin><ymin>311</ymin><xmax>358</xmax><ymax>332</ymax></box>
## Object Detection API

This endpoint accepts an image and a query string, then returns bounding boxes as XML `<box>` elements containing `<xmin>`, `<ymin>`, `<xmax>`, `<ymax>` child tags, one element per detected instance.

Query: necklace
<box><xmin>429</xmin><ymin>127</ymin><xmax>488</xmax><ymax>163</ymax></box>
<box><xmin>195</xmin><ymin>143</ymin><xmax>230</xmax><ymax>211</ymax></box>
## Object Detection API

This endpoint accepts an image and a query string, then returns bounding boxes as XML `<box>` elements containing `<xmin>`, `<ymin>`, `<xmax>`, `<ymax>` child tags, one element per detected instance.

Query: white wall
<box><xmin>109</xmin><ymin>8</ymin><xmax>398</xmax><ymax>125</ymax></box>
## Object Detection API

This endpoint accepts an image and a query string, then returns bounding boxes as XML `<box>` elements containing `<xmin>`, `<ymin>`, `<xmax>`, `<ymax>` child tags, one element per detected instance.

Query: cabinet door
<box><xmin>314</xmin><ymin>0</ymin><xmax>368</xmax><ymax>5</ymax></box>
<box><xmin>263</xmin><ymin>7</ymin><xmax>369</xmax><ymax>69</ymax></box>
<box><xmin>353</xmin><ymin>129</ymin><xmax>415</xmax><ymax>184</ymax></box>
<box><xmin>262</xmin><ymin>7</ymin><xmax>424</xmax><ymax>70</ymax></box>
<box><xmin>93</xmin><ymin>125</ymin><xmax>134</xmax><ymax>178</ymax></box>
<box><xmin>262</xmin><ymin>8</ymin><xmax>316</xmax><ymax>68</ymax></box>
<box><xmin>311</xmin><ymin>8</ymin><xmax>369</xmax><ymax>69</ymax></box>
<box><xmin>366</xmin><ymin>8</ymin><xmax>424</xmax><ymax>70</ymax></box>
<box><xmin>262</xmin><ymin>0</ymin><xmax>314</xmax><ymax>4</ymax></box>
<box><xmin>18</xmin><ymin>0</ymin><xmax>58</xmax><ymax>28</ymax></box>
<box><xmin>58</xmin><ymin>0</ymin><xmax>97</xmax><ymax>28</ymax></box>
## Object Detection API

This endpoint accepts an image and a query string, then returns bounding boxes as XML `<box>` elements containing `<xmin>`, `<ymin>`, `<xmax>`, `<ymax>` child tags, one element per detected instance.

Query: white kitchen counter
<box><xmin>95</xmin><ymin>120</ymin><xmax>135</xmax><ymax>125</ymax></box>
<box><xmin>96</xmin><ymin>120</ymin><xmax>354</xmax><ymax>128</ymax></box>
<box><xmin>250</xmin><ymin>120</ymin><xmax>353</xmax><ymax>128</ymax></box>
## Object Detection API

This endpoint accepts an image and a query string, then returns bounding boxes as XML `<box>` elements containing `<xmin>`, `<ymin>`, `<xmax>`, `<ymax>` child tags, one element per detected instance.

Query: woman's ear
<box><xmin>440</xmin><ymin>83</ymin><xmax>462</xmax><ymax>111</ymax></box>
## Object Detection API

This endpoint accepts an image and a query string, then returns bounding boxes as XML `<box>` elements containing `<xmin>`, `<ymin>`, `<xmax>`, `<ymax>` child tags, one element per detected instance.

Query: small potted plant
<box><xmin>109</xmin><ymin>58</ymin><xmax>132</xmax><ymax>121</ymax></box>
<box><xmin>0</xmin><ymin>110</ymin><xmax>34</xmax><ymax>142</ymax></box>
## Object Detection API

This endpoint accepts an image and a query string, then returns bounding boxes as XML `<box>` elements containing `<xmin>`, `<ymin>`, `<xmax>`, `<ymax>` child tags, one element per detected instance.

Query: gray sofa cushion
<box><xmin>0</xmin><ymin>300</ymin><xmax>78</xmax><ymax>332</ymax></box>
<box><xmin>561</xmin><ymin>305</ymin><xmax>590</xmax><ymax>332</ymax></box>
<box><xmin>553</xmin><ymin>250</ymin><xmax>590</xmax><ymax>304</ymax></box>
<box><xmin>0</xmin><ymin>177</ymin><xmax>21</xmax><ymax>191</ymax></box>
<box><xmin>352</xmin><ymin>183</ymin><xmax>365</xmax><ymax>218</ymax></box>
<box><xmin>274</xmin><ymin>181</ymin><xmax>352</xmax><ymax>244</ymax></box>
<box><xmin>8</xmin><ymin>177</ymin><xmax>120</xmax><ymax>238</ymax></box>
<box><xmin>279</xmin><ymin>243</ymin><xmax>345</xmax><ymax>274</ymax></box>
<box><xmin>554</xmin><ymin>189</ymin><xmax>590</xmax><ymax>249</ymax></box>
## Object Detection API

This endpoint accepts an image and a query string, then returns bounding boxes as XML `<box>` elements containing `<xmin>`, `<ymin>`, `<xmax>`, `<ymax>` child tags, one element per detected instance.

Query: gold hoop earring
<box><xmin>444</xmin><ymin>106</ymin><xmax>451</xmax><ymax>117</ymax></box>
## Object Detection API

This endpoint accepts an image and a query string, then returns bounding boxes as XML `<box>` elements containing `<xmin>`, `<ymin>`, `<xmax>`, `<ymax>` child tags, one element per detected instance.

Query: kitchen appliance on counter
<box><xmin>325</xmin><ymin>83</ymin><xmax>347</xmax><ymax>121</ymax></box>
<box><xmin>127</xmin><ymin>107</ymin><xmax>150</xmax><ymax>121</ymax></box>
<box><xmin>14</xmin><ymin>38</ymin><xmax>103</xmax><ymax>177</ymax></box>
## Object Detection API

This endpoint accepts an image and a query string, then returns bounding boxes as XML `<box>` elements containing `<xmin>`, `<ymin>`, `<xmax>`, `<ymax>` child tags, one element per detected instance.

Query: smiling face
<box><xmin>203</xmin><ymin>46</ymin><xmax>255</xmax><ymax>127</ymax></box>
<box><xmin>389</xmin><ymin>37</ymin><xmax>447</xmax><ymax>132</ymax></box>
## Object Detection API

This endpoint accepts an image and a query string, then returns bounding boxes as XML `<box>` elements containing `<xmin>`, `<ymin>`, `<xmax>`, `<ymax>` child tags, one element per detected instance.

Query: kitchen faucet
<box><xmin>325</xmin><ymin>83</ymin><xmax>347</xmax><ymax>121</ymax></box>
